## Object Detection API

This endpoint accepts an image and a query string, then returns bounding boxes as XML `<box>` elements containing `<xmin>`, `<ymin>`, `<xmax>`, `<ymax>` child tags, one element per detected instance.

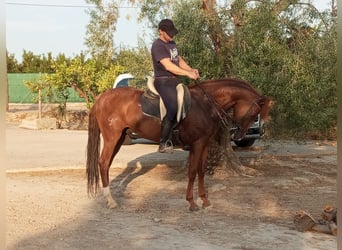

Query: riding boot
<box><xmin>158</xmin><ymin>117</ymin><xmax>174</xmax><ymax>153</ymax></box>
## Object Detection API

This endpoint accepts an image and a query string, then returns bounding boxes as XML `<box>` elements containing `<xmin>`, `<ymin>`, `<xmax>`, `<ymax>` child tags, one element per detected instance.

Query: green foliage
<box><xmin>7</xmin><ymin>51</ymin><xmax>69</xmax><ymax>74</ymax></box>
<box><xmin>97</xmin><ymin>64</ymin><xmax>126</xmax><ymax>92</ymax></box>
<box><xmin>172</xmin><ymin>0</ymin><xmax>220</xmax><ymax>79</ymax></box>
<box><xmin>115</xmin><ymin>45</ymin><xmax>153</xmax><ymax>88</ymax></box>
<box><xmin>227</xmin><ymin>1</ymin><xmax>336</xmax><ymax>138</ymax></box>
<box><xmin>23</xmin><ymin>73</ymin><xmax>78</xmax><ymax>105</ymax></box>
<box><xmin>24</xmin><ymin>74</ymin><xmax>51</xmax><ymax>102</ymax></box>
<box><xmin>46</xmin><ymin>56</ymin><xmax>126</xmax><ymax>108</ymax></box>
<box><xmin>6</xmin><ymin>52</ymin><xmax>20</xmax><ymax>73</ymax></box>
<box><xmin>18</xmin><ymin>55</ymin><xmax>126</xmax><ymax>108</ymax></box>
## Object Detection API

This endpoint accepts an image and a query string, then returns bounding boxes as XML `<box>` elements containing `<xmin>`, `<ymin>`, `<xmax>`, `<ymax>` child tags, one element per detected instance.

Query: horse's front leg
<box><xmin>186</xmin><ymin>163</ymin><xmax>199</xmax><ymax>211</ymax></box>
<box><xmin>197</xmin><ymin>145</ymin><xmax>211</xmax><ymax>209</ymax></box>
<box><xmin>186</xmin><ymin>143</ymin><xmax>203</xmax><ymax>211</ymax></box>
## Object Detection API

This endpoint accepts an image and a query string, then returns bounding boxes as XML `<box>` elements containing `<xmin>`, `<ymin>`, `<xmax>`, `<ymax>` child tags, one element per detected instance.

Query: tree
<box><xmin>46</xmin><ymin>56</ymin><xmax>125</xmax><ymax>108</ymax></box>
<box><xmin>6</xmin><ymin>52</ymin><xmax>20</xmax><ymax>73</ymax></box>
<box><xmin>85</xmin><ymin>0</ymin><xmax>119</xmax><ymax>66</ymax></box>
<box><xmin>228</xmin><ymin>0</ymin><xmax>336</xmax><ymax>138</ymax></box>
<box><xmin>114</xmin><ymin>44</ymin><xmax>153</xmax><ymax>88</ymax></box>
<box><xmin>7</xmin><ymin>50</ymin><xmax>56</xmax><ymax>73</ymax></box>
<box><xmin>129</xmin><ymin>0</ymin><xmax>336</xmax><ymax>174</ymax></box>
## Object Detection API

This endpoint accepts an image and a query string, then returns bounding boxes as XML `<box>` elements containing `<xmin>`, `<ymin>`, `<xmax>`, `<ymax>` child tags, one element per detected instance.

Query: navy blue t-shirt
<box><xmin>151</xmin><ymin>38</ymin><xmax>180</xmax><ymax>77</ymax></box>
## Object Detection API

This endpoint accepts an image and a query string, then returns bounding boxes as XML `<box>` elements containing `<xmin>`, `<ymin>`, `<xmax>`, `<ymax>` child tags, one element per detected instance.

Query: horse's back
<box><xmin>95</xmin><ymin>87</ymin><xmax>142</xmax><ymax>104</ymax></box>
<box><xmin>92</xmin><ymin>87</ymin><xmax>143</xmax><ymax>121</ymax></box>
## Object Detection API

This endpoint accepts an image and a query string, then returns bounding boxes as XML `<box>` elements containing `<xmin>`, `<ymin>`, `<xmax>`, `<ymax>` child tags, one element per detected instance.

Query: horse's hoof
<box><xmin>202</xmin><ymin>200</ymin><xmax>212</xmax><ymax>209</ymax></box>
<box><xmin>107</xmin><ymin>201</ymin><xmax>118</xmax><ymax>209</ymax></box>
<box><xmin>189</xmin><ymin>205</ymin><xmax>200</xmax><ymax>212</ymax></box>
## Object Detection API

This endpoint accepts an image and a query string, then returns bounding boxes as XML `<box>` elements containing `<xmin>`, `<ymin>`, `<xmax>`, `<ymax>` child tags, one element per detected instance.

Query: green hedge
<box><xmin>8</xmin><ymin>73</ymin><xmax>85</xmax><ymax>103</ymax></box>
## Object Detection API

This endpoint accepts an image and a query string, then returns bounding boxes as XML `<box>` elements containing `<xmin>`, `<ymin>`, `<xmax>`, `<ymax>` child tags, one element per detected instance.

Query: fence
<box><xmin>8</xmin><ymin>73</ymin><xmax>85</xmax><ymax>103</ymax></box>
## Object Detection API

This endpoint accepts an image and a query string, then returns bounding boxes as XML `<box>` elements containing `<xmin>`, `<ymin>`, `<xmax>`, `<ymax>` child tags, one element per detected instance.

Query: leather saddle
<box><xmin>140</xmin><ymin>76</ymin><xmax>191</xmax><ymax>124</ymax></box>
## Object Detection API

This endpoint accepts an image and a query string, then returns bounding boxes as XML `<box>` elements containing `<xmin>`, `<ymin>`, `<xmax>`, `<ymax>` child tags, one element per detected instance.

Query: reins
<box><xmin>194</xmin><ymin>80</ymin><xmax>232</xmax><ymax>128</ymax></box>
<box><xmin>237</xmin><ymin>99</ymin><xmax>262</xmax><ymax>129</ymax></box>
<box><xmin>194</xmin><ymin>80</ymin><xmax>263</xmax><ymax>129</ymax></box>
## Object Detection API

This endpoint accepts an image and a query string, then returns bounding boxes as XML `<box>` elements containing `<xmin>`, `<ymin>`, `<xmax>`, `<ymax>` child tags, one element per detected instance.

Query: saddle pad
<box><xmin>141</xmin><ymin>84</ymin><xmax>191</xmax><ymax>122</ymax></box>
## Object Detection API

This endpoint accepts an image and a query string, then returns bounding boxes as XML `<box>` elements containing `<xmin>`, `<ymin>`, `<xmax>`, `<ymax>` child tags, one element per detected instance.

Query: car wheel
<box><xmin>122</xmin><ymin>134</ymin><xmax>133</xmax><ymax>145</ymax></box>
<box><xmin>233</xmin><ymin>138</ymin><xmax>255</xmax><ymax>147</ymax></box>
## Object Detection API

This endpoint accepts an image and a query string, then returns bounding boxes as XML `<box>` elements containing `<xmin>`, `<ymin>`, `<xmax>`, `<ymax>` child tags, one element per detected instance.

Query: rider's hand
<box><xmin>188</xmin><ymin>69</ymin><xmax>200</xmax><ymax>80</ymax></box>
<box><xmin>193</xmin><ymin>69</ymin><xmax>200</xmax><ymax>78</ymax></box>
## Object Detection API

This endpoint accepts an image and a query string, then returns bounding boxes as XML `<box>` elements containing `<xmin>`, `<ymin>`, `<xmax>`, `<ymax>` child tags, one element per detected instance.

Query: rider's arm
<box><xmin>160</xmin><ymin>58</ymin><xmax>199</xmax><ymax>80</ymax></box>
<box><xmin>179</xmin><ymin>56</ymin><xmax>200</xmax><ymax>78</ymax></box>
<box><xmin>179</xmin><ymin>56</ymin><xmax>193</xmax><ymax>71</ymax></box>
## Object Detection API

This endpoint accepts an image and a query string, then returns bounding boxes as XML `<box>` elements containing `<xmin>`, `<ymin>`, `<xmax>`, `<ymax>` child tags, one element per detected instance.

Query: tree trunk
<box><xmin>206</xmin><ymin>121</ymin><xmax>259</xmax><ymax>176</ymax></box>
<box><xmin>202</xmin><ymin>0</ymin><xmax>226</xmax><ymax>53</ymax></box>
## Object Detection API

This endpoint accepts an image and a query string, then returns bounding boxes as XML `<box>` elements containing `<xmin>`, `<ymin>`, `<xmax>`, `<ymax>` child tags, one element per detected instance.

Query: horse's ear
<box><xmin>259</xmin><ymin>96</ymin><xmax>274</xmax><ymax>122</ymax></box>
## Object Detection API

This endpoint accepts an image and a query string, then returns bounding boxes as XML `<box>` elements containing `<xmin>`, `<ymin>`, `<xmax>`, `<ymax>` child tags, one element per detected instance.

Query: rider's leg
<box><xmin>158</xmin><ymin>116</ymin><xmax>174</xmax><ymax>153</ymax></box>
<box><xmin>154</xmin><ymin>78</ymin><xmax>178</xmax><ymax>153</ymax></box>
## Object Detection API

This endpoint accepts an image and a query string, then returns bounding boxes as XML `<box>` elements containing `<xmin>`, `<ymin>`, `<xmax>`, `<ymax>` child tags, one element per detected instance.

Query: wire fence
<box><xmin>8</xmin><ymin>73</ymin><xmax>84</xmax><ymax>103</ymax></box>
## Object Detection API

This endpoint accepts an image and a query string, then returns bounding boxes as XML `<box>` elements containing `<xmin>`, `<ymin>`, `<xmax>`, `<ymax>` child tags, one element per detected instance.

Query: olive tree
<box><xmin>127</xmin><ymin>0</ymin><xmax>336</xmax><ymax>174</ymax></box>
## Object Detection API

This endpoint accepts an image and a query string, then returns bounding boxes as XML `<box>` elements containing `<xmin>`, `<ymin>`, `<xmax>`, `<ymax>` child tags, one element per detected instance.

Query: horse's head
<box><xmin>231</xmin><ymin>96</ymin><xmax>273</xmax><ymax>141</ymax></box>
<box><xmin>190</xmin><ymin>78</ymin><xmax>273</xmax><ymax>141</ymax></box>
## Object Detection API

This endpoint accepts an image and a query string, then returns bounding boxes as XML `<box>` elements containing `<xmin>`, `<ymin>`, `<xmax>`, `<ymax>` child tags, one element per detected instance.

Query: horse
<box><xmin>86</xmin><ymin>78</ymin><xmax>272</xmax><ymax>211</ymax></box>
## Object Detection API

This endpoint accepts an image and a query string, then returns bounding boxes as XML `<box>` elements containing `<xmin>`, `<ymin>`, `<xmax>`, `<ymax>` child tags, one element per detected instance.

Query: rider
<box><xmin>151</xmin><ymin>19</ymin><xmax>200</xmax><ymax>153</ymax></box>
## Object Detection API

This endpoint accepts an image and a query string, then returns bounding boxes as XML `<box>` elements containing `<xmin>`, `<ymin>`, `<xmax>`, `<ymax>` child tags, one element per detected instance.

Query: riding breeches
<box><xmin>153</xmin><ymin>77</ymin><xmax>179</xmax><ymax>121</ymax></box>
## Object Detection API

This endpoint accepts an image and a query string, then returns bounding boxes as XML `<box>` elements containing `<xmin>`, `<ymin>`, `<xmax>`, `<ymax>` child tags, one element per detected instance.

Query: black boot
<box><xmin>158</xmin><ymin>118</ymin><xmax>174</xmax><ymax>153</ymax></box>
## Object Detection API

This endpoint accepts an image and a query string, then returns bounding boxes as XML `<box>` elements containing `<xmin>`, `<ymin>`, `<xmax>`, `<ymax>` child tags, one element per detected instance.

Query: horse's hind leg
<box><xmin>99</xmin><ymin>131</ymin><xmax>126</xmax><ymax>208</ymax></box>
<box><xmin>99</xmin><ymin>141</ymin><xmax>118</xmax><ymax>208</ymax></box>
<box><xmin>186</xmin><ymin>142</ymin><xmax>211</xmax><ymax>211</ymax></box>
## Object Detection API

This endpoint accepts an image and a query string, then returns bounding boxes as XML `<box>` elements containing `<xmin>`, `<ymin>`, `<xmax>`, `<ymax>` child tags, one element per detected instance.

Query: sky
<box><xmin>5</xmin><ymin>0</ymin><xmax>331</xmax><ymax>62</ymax></box>
<box><xmin>5</xmin><ymin>0</ymin><xmax>152</xmax><ymax>61</ymax></box>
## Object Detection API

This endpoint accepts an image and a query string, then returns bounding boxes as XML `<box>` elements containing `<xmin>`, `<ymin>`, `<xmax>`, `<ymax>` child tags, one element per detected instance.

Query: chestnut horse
<box><xmin>86</xmin><ymin>78</ymin><xmax>272</xmax><ymax>211</ymax></box>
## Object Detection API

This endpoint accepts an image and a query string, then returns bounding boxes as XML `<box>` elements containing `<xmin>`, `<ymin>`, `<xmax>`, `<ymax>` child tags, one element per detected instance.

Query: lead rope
<box><xmin>194</xmin><ymin>80</ymin><xmax>232</xmax><ymax>128</ymax></box>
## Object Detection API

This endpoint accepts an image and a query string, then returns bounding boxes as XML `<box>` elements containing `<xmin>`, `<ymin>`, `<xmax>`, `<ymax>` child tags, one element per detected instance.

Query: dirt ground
<box><xmin>6</xmin><ymin>105</ymin><xmax>337</xmax><ymax>250</ymax></box>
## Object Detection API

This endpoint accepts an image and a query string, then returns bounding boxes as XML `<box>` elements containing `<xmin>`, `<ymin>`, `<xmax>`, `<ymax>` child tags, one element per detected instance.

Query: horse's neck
<box><xmin>195</xmin><ymin>81</ymin><xmax>259</xmax><ymax>109</ymax></box>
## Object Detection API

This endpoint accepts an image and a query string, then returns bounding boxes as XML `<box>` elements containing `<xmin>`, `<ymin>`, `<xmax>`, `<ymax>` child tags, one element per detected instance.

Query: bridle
<box><xmin>237</xmin><ymin>99</ymin><xmax>262</xmax><ymax>128</ymax></box>
<box><xmin>195</xmin><ymin>80</ymin><xmax>263</xmax><ymax>129</ymax></box>
<box><xmin>195</xmin><ymin>81</ymin><xmax>232</xmax><ymax>128</ymax></box>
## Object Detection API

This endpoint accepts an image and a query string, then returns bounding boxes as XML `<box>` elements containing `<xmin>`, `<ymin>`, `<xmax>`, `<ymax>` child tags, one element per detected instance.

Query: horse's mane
<box><xmin>189</xmin><ymin>78</ymin><xmax>272</xmax><ymax>121</ymax></box>
<box><xmin>190</xmin><ymin>78</ymin><xmax>261</xmax><ymax>96</ymax></box>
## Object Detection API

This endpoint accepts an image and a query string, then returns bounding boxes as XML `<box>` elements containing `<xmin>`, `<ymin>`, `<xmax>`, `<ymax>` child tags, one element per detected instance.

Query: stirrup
<box><xmin>158</xmin><ymin>139</ymin><xmax>173</xmax><ymax>153</ymax></box>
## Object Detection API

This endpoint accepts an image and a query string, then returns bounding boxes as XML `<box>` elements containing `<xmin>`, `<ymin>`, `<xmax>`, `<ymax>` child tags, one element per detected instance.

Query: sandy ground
<box><xmin>5</xmin><ymin>106</ymin><xmax>337</xmax><ymax>249</ymax></box>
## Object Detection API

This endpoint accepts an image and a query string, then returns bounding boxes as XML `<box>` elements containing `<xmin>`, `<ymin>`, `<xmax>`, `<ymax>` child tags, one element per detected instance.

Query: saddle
<box><xmin>141</xmin><ymin>76</ymin><xmax>191</xmax><ymax>124</ymax></box>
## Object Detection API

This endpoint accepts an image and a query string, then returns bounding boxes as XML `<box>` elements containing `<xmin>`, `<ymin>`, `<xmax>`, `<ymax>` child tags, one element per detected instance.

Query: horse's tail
<box><xmin>86</xmin><ymin>106</ymin><xmax>101</xmax><ymax>197</ymax></box>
